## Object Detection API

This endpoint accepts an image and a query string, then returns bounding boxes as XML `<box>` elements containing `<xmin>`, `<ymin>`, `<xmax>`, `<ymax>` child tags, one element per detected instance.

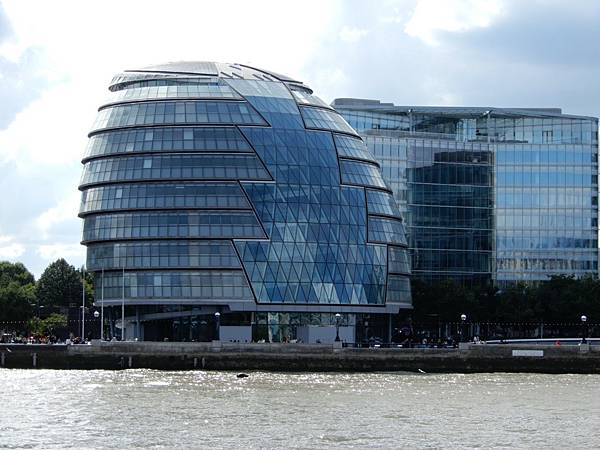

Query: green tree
<box><xmin>41</xmin><ymin>313</ymin><xmax>68</xmax><ymax>335</ymax></box>
<box><xmin>83</xmin><ymin>267</ymin><xmax>95</xmax><ymax>304</ymax></box>
<box><xmin>491</xmin><ymin>283</ymin><xmax>538</xmax><ymax>322</ymax></box>
<box><xmin>37</xmin><ymin>259</ymin><xmax>87</xmax><ymax>308</ymax></box>
<box><xmin>0</xmin><ymin>262</ymin><xmax>37</xmax><ymax>328</ymax></box>
<box><xmin>0</xmin><ymin>261</ymin><xmax>35</xmax><ymax>288</ymax></box>
<box><xmin>28</xmin><ymin>313</ymin><xmax>68</xmax><ymax>336</ymax></box>
<box><xmin>411</xmin><ymin>278</ymin><xmax>469</xmax><ymax>322</ymax></box>
<box><xmin>0</xmin><ymin>282</ymin><xmax>35</xmax><ymax>324</ymax></box>
<box><xmin>412</xmin><ymin>275</ymin><xmax>600</xmax><ymax>325</ymax></box>
<box><xmin>534</xmin><ymin>275</ymin><xmax>600</xmax><ymax>323</ymax></box>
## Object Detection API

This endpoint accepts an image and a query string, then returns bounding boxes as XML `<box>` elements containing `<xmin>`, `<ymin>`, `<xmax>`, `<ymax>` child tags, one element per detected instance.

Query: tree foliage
<box><xmin>0</xmin><ymin>282</ymin><xmax>35</xmax><ymax>323</ymax></box>
<box><xmin>28</xmin><ymin>313</ymin><xmax>68</xmax><ymax>335</ymax></box>
<box><xmin>0</xmin><ymin>261</ymin><xmax>36</xmax><ymax>325</ymax></box>
<box><xmin>412</xmin><ymin>275</ymin><xmax>600</xmax><ymax>324</ymax></box>
<box><xmin>36</xmin><ymin>259</ymin><xmax>87</xmax><ymax>308</ymax></box>
<box><xmin>0</xmin><ymin>261</ymin><xmax>35</xmax><ymax>288</ymax></box>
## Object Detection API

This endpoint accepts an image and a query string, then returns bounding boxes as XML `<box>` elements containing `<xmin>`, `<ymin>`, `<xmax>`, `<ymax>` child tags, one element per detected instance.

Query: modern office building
<box><xmin>334</xmin><ymin>99</ymin><xmax>599</xmax><ymax>286</ymax></box>
<box><xmin>79</xmin><ymin>62</ymin><xmax>411</xmax><ymax>342</ymax></box>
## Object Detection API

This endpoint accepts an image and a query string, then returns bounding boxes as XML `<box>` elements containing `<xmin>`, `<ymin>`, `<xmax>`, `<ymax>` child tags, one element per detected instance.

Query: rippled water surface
<box><xmin>1</xmin><ymin>369</ymin><xmax>599</xmax><ymax>449</ymax></box>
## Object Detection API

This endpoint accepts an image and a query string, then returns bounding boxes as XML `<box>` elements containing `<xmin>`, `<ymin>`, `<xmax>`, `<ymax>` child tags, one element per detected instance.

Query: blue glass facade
<box><xmin>80</xmin><ymin>63</ymin><xmax>410</xmax><ymax>342</ymax></box>
<box><xmin>334</xmin><ymin>99</ymin><xmax>599</xmax><ymax>286</ymax></box>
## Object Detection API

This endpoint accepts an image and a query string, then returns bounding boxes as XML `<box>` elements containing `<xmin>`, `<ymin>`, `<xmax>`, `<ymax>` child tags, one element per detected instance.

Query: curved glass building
<box><xmin>80</xmin><ymin>62</ymin><xmax>410</xmax><ymax>342</ymax></box>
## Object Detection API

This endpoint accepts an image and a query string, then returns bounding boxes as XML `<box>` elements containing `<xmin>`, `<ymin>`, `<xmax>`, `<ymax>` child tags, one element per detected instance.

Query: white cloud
<box><xmin>339</xmin><ymin>26</ymin><xmax>369</xmax><ymax>43</ymax></box>
<box><xmin>0</xmin><ymin>82</ymin><xmax>94</xmax><ymax>168</ymax></box>
<box><xmin>405</xmin><ymin>0</ymin><xmax>505</xmax><ymax>45</ymax></box>
<box><xmin>308</xmin><ymin>67</ymin><xmax>350</xmax><ymax>104</ymax></box>
<box><xmin>378</xmin><ymin>3</ymin><xmax>412</xmax><ymax>25</ymax></box>
<box><xmin>0</xmin><ymin>1</ymin><xmax>337</xmax><ymax>170</ymax></box>
<box><xmin>0</xmin><ymin>0</ymin><xmax>338</xmax><ymax>276</ymax></box>
<box><xmin>35</xmin><ymin>192</ymin><xmax>81</xmax><ymax>240</ymax></box>
<box><xmin>37</xmin><ymin>243</ymin><xmax>84</xmax><ymax>261</ymax></box>
<box><xmin>0</xmin><ymin>235</ymin><xmax>25</xmax><ymax>259</ymax></box>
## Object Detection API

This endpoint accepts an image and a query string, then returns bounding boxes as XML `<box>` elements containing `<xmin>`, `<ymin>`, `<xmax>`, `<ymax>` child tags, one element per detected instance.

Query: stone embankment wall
<box><xmin>1</xmin><ymin>341</ymin><xmax>599</xmax><ymax>373</ymax></box>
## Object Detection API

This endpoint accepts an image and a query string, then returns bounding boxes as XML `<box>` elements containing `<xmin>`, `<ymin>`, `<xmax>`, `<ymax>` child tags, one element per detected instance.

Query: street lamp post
<box><xmin>335</xmin><ymin>313</ymin><xmax>341</xmax><ymax>342</ymax></box>
<box><xmin>460</xmin><ymin>314</ymin><xmax>467</xmax><ymax>343</ymax></box>
<box><xmin>94</xmin><ymin>311</ymin><xmax>100</xmax><ymax>340</ymax></box>
<box><xmin>101</xmin><ymin>267</ymin><xmax>104</xmax><ymax>341</ymax></box>
<box><xmin>121</xmin><ymin>267</ymin><xmax>125</xmax><ymax>341</ymax></box>
<box><xmin>581</xmin><ymin>315</ymin><xmax>588</xmax><ymax>344</ymax></box>
<box><xmin>81</xmin><ymin>266</ymin><xmax>86</xmax><ymax>341</ymax></box>
<box><xmin>214</xmin><ymin>312</ymin><xmax>221</xmax><ymax>341</ymax></box>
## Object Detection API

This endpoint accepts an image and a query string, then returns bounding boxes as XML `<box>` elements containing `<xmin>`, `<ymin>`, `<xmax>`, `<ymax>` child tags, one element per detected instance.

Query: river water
<box><xmin>0</xmin><ymin>370</ymin><xmax>598</xmax><ymax>449</ymax></box>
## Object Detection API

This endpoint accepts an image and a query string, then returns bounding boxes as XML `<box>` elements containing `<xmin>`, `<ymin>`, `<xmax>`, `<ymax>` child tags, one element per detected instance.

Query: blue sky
<box><xmin>0</xmin><ymin>0</ymin><xmax>599</xmax><ymax>277</ymax></box>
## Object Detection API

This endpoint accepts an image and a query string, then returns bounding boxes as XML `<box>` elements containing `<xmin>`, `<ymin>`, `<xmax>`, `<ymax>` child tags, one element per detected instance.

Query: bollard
<box><xmin>32</xmin><ymin>353</ymin><xmax>37</xmax><ymax>368</ymax></box>
<box><xmin>193</xmin><ymin>357</ymin><xmax>198</xmax><ymax>368</ymax></box>
<box><xmin>128</xmin><ymin>356</ymin><xmax>133</xmax><ymax>368</ymax></box>
<box><xmin>1</xmin><ymin>352</ymin><xmax>4</xmax><ymax>367</ymax></box>
<box><xmin>201</xmin><ymin>357</ymin><xmax>206</xmax><ymax>369</ymax></box>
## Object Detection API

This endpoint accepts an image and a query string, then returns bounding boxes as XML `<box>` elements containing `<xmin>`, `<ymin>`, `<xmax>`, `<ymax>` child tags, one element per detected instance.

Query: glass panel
<box><xmin>85</xmin><ymin>127</ymin><xmax>252</xmax><ymax>158</ymax></box>
<box><xmin>91</xmin><ymin>100</ymin><xmax>267</xmax><ymax>132</ymax></box>
<box><xmin>289</xmin><ymin>85</ymin><xmax>331</xmax><ymax>109</ymax></box>
<box><xmin>366</xmin><ymin>189</ymin><xmax>402</xmax><ymax>218</ymax></box>
<box><xmin>98</xmin><ymin>270</ymin><xmax>253</xmax><ymax>300</ymax></box>
<box><xmin>80</xmin><ymin>183</ymin><xmax>250</xmax><ymax>214</ymax></box>
<box><xmin>368</xmin><ymin>216</ymin><xmax>408</xmax><ymax>245</ymax></box>
<box><xmin>104</xmin><ymin>83</ymin><xmax>241</xmax><ymax>104</ymax></box>
<box><xmin>80</xmin><ymin>154</ymin><xmax>271</xmax><ymax>186</ymax></box>
<box><xmin>386</xmin><ymin>275</ymin><xmax>411</xmax><ymax>304</ymax></box>
<box><xmin>334</xmin><ymin>133</ymin><xmax>377</xmax><ymax>161</ymax></box>
<box><xmin>340</xmin><ymin>160</ymin><xmax>388</xmax><ymax>189</ymax></box>
<box><xmin>87</xmin><ymin>241</ymin><xmax>241</xmax><ymax>270</ymax></box>
<box><xmin>300</xmin><ymin>106</ymin><xmax>358</xmax><ymax>135</ymax></box>
<box><xmin>388</xmin><ymin>246</ymin><xmax>411</xmax><ymax>274</ymax></box>
<box><xmin>83</xmin><ymin>211</ymin><xmax>266</xmax><ymax>241</ymax></box>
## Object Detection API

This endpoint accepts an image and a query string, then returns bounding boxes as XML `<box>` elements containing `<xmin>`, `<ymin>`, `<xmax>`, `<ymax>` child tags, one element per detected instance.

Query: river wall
<box><xmin>1</xmin><ymin>341</ymin><xmax>599</xmax><ymax>373</ymax></box>
<box><xmin>0</xmin><ymin>341</ymin><xmax>600</xmax><ymax>373</ymax></box>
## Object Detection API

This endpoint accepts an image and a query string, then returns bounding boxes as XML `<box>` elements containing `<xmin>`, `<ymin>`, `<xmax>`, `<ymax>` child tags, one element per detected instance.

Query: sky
<box><xmin>0</xmin><ymin>0</ymin><xmax>599</xmax><ymax>278</ymax></box>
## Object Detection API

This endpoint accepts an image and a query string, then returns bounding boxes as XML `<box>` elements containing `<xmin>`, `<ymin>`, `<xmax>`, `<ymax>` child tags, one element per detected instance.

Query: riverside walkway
<box><xmin>1</xmin><ymin>341</ymin><xmax>599</xmax><ymax>373</ymax></box>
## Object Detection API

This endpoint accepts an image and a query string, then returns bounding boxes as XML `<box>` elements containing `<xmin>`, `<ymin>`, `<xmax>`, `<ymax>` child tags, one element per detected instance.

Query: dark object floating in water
<box><xmin>237</xmin><ymin>373</ymin><xmax>249</xmax><ymax>378</ymax></box>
